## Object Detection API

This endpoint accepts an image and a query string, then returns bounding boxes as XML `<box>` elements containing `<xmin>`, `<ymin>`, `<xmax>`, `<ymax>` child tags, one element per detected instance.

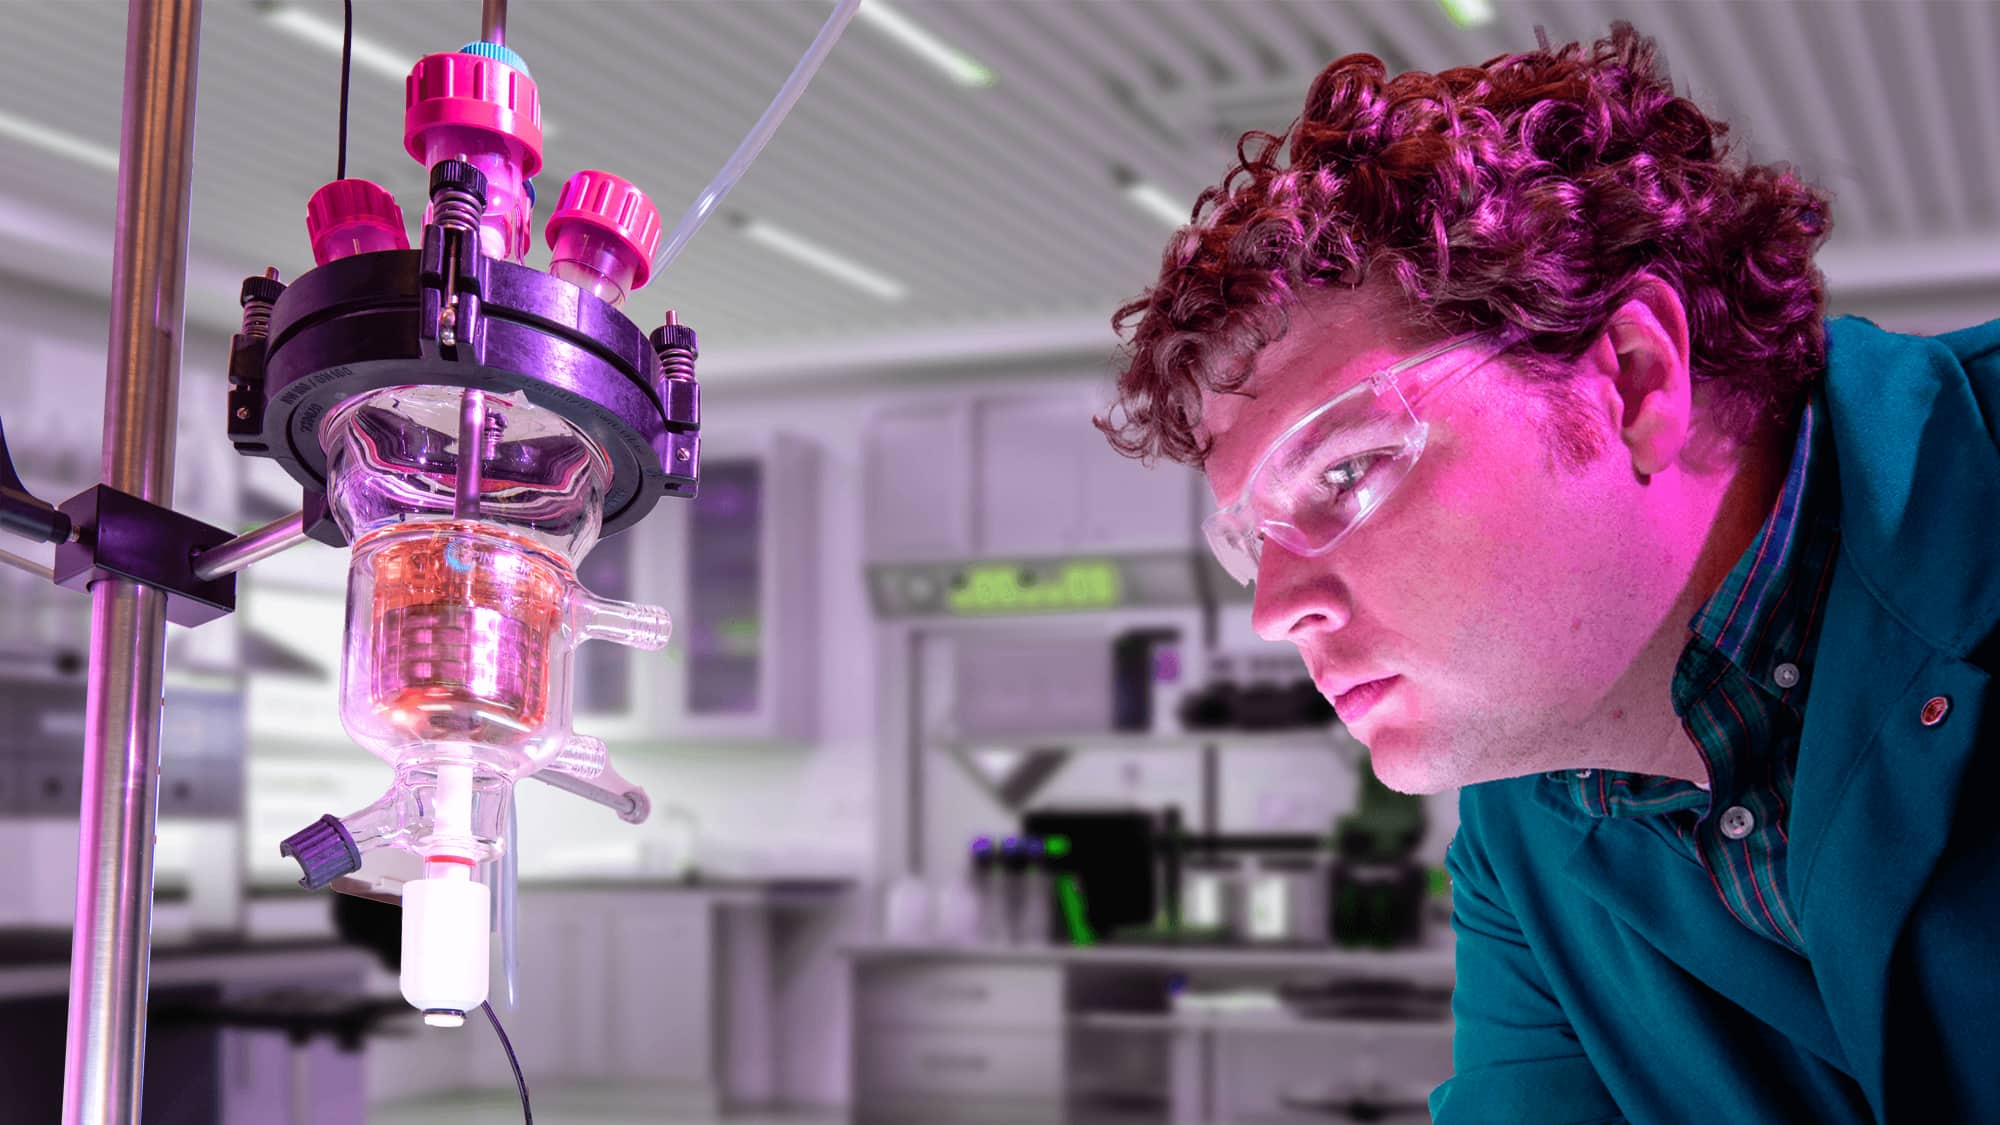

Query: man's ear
<box><xmin>1596</xmin><ymin>275</ymin><xmax>1693</xmax><ymax>478</ymax></box>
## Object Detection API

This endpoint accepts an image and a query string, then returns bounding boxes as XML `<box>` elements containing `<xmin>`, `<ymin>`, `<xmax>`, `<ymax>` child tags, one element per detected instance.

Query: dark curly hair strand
<box><xmin>1099</xmin><ymin>22</ymin><xmax>1834</xmax><ymax>468</ymax></box>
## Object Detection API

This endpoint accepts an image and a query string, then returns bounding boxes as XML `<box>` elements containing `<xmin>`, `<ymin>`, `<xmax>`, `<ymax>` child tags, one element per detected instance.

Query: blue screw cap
<box><xmin>457</xmin><ymin>41</ymin><xmax>532</xmax><ymax>77</ymax></box>
<box><xmin>279</xmin><ymin>814</ymin><xmax>362</xmax><ymax>892</ymax></box>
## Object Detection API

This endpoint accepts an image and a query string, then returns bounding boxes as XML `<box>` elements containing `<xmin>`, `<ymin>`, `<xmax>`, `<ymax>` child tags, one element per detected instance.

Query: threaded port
<box><xmin>241</xmin><ymin>300</ymin><xmax>273</xmax><ymax>339</ymax></box>
<box><xmin>433</xmin><ymin>187</ymin><xmax>484</xmax><ymax>235</ymax></box>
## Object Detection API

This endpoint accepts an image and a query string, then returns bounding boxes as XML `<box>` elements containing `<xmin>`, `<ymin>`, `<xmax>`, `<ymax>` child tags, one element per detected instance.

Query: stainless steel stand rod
<box><xmin>62</xmin><ymin>1</ymin><xmax>202</xmax><ymax>1121</ymax></box>
<box><xmin>482</xmin><ymin>0</ymin><xmax>506</xmax><ymax>45</ymax></box>
<box><xmin>0</xmin><ymin>546</ymin><xmax>54</xmax><ymax>581</ymax></box>
<box><xmin>191</xmin><ymin>510</ymin><xmax>308</xmax><ymax>582</ymax></box>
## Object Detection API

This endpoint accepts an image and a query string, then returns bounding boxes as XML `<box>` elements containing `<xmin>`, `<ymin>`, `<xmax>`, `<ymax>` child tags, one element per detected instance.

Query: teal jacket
<box><xmin>1430</xmin><ymin>316</ymin><xmax>2000</xmax><ymax>1124</ymax></box>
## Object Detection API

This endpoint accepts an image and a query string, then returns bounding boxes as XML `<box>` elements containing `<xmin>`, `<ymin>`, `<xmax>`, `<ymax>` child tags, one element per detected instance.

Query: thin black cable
<box><xmin>336</xmin><ymin>0</ymin><xmax>353</xmax><ymax>180</ymax></box>
<box><xmin>481</xmin><ymin>1000</ymin><xmax>533</xmax><ymax>1123</ymax></box>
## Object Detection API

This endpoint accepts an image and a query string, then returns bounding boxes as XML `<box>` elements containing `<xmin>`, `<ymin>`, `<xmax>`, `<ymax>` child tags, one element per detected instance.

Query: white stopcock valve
<box><xmin>400</xmin><ymin>761</ymin><xmax>493</xmax><ymax>1024</ymax></box>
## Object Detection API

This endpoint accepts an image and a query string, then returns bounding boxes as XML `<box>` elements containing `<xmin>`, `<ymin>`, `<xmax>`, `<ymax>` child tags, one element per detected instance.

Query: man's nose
<box><xmin>1250</xmin><ymin>543</ymin><xmax>1351</xmax><ymax>643</ymax></box>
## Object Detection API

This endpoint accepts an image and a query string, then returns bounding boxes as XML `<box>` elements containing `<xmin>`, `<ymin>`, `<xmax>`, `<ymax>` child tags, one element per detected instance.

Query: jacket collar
<box><xmin>1817</xmin><ymin>316</ymin><xmax>2000</xmax><ymax>657</ymax></box>
<box><xmin>1784</xmin><ymin>316</ymin><xmax>1999</xmax><ymax>1110</ymax></box>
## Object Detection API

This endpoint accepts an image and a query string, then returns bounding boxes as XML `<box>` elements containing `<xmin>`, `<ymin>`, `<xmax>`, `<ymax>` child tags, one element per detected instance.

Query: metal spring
<box><xmin>433</xmin><ymin>187</ymin><xmax>484</xmax><ymax>234</ymax></box>
<box><xmin>241</xmin><ymin>300</ymin><xmax>273</xmax><ymax>339</ymax></box>
<box><xmin>655</xmin><ymin>344</ymin><xmax>696</xmax><ymax>382</ymax></box>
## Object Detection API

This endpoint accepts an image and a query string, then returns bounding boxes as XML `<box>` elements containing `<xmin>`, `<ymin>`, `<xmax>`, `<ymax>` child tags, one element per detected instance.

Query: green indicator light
<box><xmin>1055</xmin><ymin>874</ymin><xmax>1096</xmax><ymax>946</ymax></box>
<box><xmin>716</xmin><ymin>617</ymin><xmax>762</xmax><ymax>658</ymax></box>
<box><xmin>1044</xmin><ymin>834</ymin><xmax>1071</xmax><ymax>859</ymax></box>
<box><xmin>945</xmin><ymin>560</ymin><xmax>1124</xmax><ymax>615</ymax></box>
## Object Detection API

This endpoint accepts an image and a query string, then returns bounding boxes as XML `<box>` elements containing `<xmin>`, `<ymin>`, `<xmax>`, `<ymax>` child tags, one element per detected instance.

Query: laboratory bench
<box><xmin>0</xmin><ymin>930</ymin><xmax>380</xmax><ymax>1124</ymax></box>
<box><xmin>840</xmin><ymin>936</ymin><xmax>1454</xmax><ymax>979</ymax></box>
<box><xmin>372</xmin><ymin>878</ymin><xmax>860</xmax><ymax>1116</ymax></box>
<box><xmin>0</xmin><ymin>928</ymin><xmax>372</xmax><ymax>999</ymax></box>
<box><xmin>517</xmin><ymin>873</ymin><xmax>853</xmax><ymax>905</ymax></box>
<box><xmin>841</xmin><ymin>937</ymin><xmax>1454</xmax><ymax>1125</ymax></box>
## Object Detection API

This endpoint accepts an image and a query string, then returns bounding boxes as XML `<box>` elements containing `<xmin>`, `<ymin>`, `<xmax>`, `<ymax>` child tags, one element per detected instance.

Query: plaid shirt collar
<box><xmin>1552</xmin><ymin>401</ymin><xmax>1839</xmax><ymax>816</ymax></box>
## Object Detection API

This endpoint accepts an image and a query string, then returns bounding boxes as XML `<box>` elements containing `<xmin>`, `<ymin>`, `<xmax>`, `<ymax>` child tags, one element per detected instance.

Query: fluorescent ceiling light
<box><xmin>1439</xmin><ymin>0</ymin><xmax>1498</xmax><ymax>28</ymax></box>
<box><xmin>1123</xmin><ymin>180</ymin><xmax>1190</xmax><ymax>229</ymax></box>
<box><xmin>0</xmin><ymin>108</ymin><xmax>117</xmax><ymax>172</ymax></box>
<box><xmin>856</xmin><ymin>1</ymin><xmax>996</xmax><ymax>88</ymax></box>
<box><xmin>265</xmin><ymin>6</ymin><xmax>415</xmax><ymax>83</ymax></box>
<box><xmin>737</xmin><ymin>217</ymin><xmax>908</xmax><ymax>302</ymax></box>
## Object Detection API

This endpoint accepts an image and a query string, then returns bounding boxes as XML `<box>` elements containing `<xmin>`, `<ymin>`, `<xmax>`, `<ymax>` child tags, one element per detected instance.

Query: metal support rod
<box><xmin>481</xmin><ymin>0</ymin><xmax>506</xmax><ymax>45</ymax></box>
<box><xmin>0</xmin><ymin>545</ymin><xmax>54</xmax><ymax>581</ymax></box>
<box><xmin>62</xmin><ymin>1</ymin><xmax>202</xmax><ymax>1122</ymax></box>
<box><xmin>454</xmin><ymin>389</ymin><xmax>487</xmax><ymax>521</ymax></box>
<box><xmin>190</xmin><ymin>510</ymin><xmax>309</xmax><ymax>582</ymax></box>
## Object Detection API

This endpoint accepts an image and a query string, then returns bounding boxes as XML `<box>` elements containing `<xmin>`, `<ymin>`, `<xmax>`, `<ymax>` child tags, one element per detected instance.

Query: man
<box><xmin>1100</xmin><ymin>23</ymin><xmax>1997</xmax><ymax>1124</ymax></box>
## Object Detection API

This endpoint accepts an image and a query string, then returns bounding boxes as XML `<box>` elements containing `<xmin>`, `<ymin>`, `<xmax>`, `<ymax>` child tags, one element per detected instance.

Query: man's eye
<box><xmin>1320</xmin><ymin>452</ymin><xmax>1387</xmax><ymax>495</ymax></box>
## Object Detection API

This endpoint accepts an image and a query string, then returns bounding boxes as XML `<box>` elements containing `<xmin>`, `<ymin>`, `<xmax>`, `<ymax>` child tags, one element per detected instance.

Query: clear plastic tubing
<box><xmin>500</xmin><ymin>792</ymin><xmax>521</xmax><ymax>1009</ymax></box>
<box><xmin>650</xmin><ymin>0</ymin><xmax>861</xmax><ymax>276</ymax></box>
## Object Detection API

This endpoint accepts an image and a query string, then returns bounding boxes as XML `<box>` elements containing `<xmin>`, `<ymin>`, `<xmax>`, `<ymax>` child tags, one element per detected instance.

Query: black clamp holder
<box><xmin>0</xmin><ymin>417</ymin><xmax>238</xmax><ymax>626</ymax></box>
<box><xmin>0</xmin><ymin>418</ymin><xmax>72</xmax><ymax>546</ymax></box>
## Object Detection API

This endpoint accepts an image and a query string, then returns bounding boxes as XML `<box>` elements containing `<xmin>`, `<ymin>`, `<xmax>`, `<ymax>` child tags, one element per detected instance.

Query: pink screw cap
<box><xmin>403</xmin><ymin>51</ymin><xmax>543</xmax><ymax>176</ymax></box>
<box><xmin>305</xmin><ymin>179</ymin><xmax>409</xmax><ymax>265</ymax></box>
<box><xmin>545</xmin><ymin>170</ymin><xmax>663</xmax><ymax>294</ymax></box>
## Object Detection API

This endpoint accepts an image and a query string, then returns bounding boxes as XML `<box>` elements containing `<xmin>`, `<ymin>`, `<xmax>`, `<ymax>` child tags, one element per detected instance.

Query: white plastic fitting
<box><xmin>400</xmin><ymin>871</ymin><xmax>492</xmax><ymax>1023</ymax></box>
<box><xmin>401</xmin><ymin>760</ymin><xmax>490</xmax><ymax>1023</ymax></box>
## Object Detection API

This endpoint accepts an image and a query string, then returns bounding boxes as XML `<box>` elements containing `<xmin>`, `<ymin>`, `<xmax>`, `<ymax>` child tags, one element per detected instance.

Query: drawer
<box><xmin>851</xmin><ymin>1093</ymin><xmax>1066</xmax><ymax>1125</ymax></box>
<box><xmin>858</xmin><ymin>1027</ymin><xmax>1064</xmax><ymax>1098</ymax></box>
<box><xmin>857</xmin><ymin>962</ymin><xmax>1063</xmax><ymax>1031</ymax></box>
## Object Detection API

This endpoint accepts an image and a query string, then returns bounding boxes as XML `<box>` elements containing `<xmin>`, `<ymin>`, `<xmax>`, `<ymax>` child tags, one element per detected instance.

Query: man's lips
<box><xmin>1328</xmin><ymin>675</ymin><xmax>1401</xmax><ymax>724</ymax></box>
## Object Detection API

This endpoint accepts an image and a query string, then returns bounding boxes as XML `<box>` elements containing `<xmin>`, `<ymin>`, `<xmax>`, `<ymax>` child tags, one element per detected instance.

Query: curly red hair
<box><xmin>1100</xmin><ymin>22</ymin><xmax>1833</xmax><ymax>467</ymax></box>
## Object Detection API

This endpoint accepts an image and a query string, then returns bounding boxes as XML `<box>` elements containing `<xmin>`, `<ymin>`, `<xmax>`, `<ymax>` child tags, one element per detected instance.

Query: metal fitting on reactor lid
<box><xmin>403</xmin><ymin>49</ymin><xmax>543</xmax><ymax>176</ymax></box>
<box><xmin>428</xmin><ymin>158</ymin><xmax>490</xmax><ymax>234</ymax></box>
<box><xmin>649</xmin><ymin>320</ymin><xmax>699</xmax><ymax>377</ymax></box>
<box><xmin>545</xmin><ymin>170</ymin><xmax>663</xmax><ymax>307</ymax></box>
<box><xmin>306</xmin><ymin>179</ymin><xmax>410</xmax><ymax>265</ymax></box>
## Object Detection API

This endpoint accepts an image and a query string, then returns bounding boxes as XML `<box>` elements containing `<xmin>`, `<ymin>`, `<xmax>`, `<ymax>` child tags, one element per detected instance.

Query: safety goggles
<box><xmin>1202</xmin><ymin>327</ymin><xmax>1527</xmax><ymax>586</ymax></box>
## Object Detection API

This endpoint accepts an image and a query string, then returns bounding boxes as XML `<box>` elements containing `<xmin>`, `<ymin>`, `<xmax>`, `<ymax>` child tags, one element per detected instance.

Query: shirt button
<box><xmin>1719</xmin><ymin>806</ymin><xmax>1756</xmax><ymax>839</ymax></box>
<box><xmin>1774</xmin><ymin>663</ymin><xmax>1801</xmax><ymax>689</ymax></box>
<box><xmin>1921</xmin><ymin>696</ymin><xmax>1951</xmax><ymax>727</ymax></box>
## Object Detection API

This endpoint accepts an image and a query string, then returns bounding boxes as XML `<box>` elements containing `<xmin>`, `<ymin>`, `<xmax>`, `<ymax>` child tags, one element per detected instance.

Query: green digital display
<box><xmin>946</xmin><ymin>561</ymin><xmax>1124</xmax><ymax>615</ymax></box>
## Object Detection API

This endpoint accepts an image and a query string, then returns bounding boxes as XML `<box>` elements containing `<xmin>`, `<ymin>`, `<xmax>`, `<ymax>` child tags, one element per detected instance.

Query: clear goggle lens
<box><xmin>1200</xmin><ymin>328</ymin><xmax>1522</xmax><ymax>586</ymax></box>
<box><xmin>1203</xmin><ymin>406</ymin><xmax>1428</xmax><ymax>585</ymax></box>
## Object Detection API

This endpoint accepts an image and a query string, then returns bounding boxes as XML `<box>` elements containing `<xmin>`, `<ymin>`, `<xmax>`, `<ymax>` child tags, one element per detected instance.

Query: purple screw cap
<box><xmin>279</xmin><ymin>814</ymin><xmax>362</xmax><ymax>892</ymax></box>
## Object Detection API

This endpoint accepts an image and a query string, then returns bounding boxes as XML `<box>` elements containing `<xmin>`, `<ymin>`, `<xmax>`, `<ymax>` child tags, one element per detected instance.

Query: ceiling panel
<box><xmin>0</xmin><ymin>0</ymin><xmax>1990</xmax><ymax>383</ymax></box>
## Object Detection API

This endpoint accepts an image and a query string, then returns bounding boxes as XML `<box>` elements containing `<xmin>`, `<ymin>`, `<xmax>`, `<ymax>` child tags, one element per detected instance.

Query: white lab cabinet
<box><xmin>864</xmin><ymin>399</ymin><xmax>978</xmax><ymax>562</ymax></box>
<box><xmin>866</xmin><ymin>391</ymin><xmax>1199</xmax><ymax>563</ymax></box>
<box><xmin>510</xmin><ymin>891</ymin><xmax>716</xmax><ymax>1091</ymax></box>
<box><xmin>241</xmin><ymin>583</ymin><xmax>348</xmax><ymax>748</ymax></box>
<box><xmin>975</xmin><ymin>395</ymin><xmax>1088</xmax><ymax>558</ymax></box>
<box><xmin>573</xmin><ymin>430</ymin><xmax>822</xmax><ymax>744</ymax></box>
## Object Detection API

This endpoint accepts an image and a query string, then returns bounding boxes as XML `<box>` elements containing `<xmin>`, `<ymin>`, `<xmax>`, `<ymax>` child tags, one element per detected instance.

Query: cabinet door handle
<box><xmin>925</xmin><ymin>984</ymin><xmax>991</xmax><ymax>1005</ymax></box>
<box><xmin>921</xmin><ymin>1052</ymin><xmax>990</xmax><ymax>1073</ymax></box>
